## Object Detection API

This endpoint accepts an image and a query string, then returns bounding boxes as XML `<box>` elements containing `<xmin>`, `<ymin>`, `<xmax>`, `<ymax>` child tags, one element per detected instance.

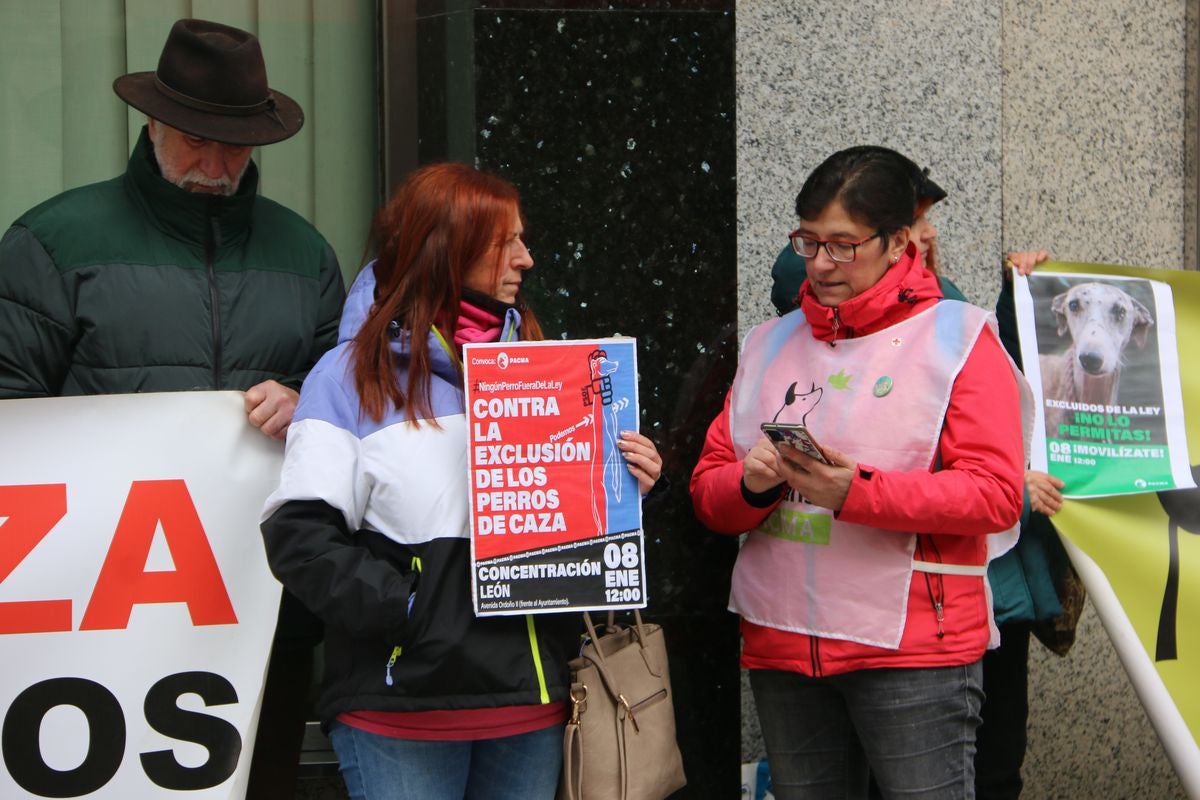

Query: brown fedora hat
<box><xmin>113</xmin><ymin>19</ymin><xmax>303</xmax><ymax>146</ymax></box>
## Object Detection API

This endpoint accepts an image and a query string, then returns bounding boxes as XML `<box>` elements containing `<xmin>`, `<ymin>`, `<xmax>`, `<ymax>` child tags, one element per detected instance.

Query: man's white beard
<box><xmin>150</xmin><ymin>125</ymin><xmax>249</xmax><ymax>196</ymax></box>
<box><xmin>171</xmin><ymin>170</ymin><xmax>239</xmax><ymax>195</ymax></box>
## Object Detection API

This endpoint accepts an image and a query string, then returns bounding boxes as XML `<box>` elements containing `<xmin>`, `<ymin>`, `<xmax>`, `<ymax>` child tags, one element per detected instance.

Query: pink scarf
<box><xmin>454</xmin><ymin>299</ymin><xmax>504</xmax><ymax>347</ymax></box>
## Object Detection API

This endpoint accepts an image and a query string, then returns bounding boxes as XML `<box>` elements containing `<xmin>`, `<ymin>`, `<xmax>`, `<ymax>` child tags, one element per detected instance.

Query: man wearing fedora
<box><xmin>0</xmin><ymin>18</ymin><xmax>345</xmax><ymax>798</ymax></box>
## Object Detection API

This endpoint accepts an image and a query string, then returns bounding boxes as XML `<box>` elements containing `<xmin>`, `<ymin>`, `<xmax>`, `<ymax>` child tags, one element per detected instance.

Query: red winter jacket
<box><xmin>690</xmin><ymin>249</ymin><xmax>1025</xmax><ymax>676</ymax></box>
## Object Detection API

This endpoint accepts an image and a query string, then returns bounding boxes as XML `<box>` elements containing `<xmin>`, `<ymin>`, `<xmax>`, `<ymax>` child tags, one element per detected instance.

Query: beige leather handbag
<box><xmin>559</xmin><ymin>610</ymin><xmax>686</xmax><ymax>800</ymax></box>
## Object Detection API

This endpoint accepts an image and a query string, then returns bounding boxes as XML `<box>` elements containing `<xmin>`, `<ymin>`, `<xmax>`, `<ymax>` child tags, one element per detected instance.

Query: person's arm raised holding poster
<box><xmin>260</xmin><ymin>162</ymin><xmax>661</xmax><ymax>800</ymax></box>
<box><xmin>620</xmin><ymin>429</ymin><xmax>664</xmax><ymax>495</ymax></box>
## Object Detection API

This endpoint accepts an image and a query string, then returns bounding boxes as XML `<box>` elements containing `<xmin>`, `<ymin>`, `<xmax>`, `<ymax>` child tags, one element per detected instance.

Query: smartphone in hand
<box><xmin>760</xmin><ymin>422</ymin><xmax>831</xmax><ymax>465</ymax></box>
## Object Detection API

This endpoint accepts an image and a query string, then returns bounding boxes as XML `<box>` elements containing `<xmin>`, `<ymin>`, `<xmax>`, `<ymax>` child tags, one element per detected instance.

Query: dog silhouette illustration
<box><xmin>771</xmin><ymin>381</ymin><xmax>823</xmax><ymax>426</ymax></box>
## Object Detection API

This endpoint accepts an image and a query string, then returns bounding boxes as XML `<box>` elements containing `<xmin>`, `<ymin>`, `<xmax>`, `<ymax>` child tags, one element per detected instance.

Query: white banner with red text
<box><xmin>0</xmin><ymin>392</ymin><xmax>282</xmax><ymax>799</ymax></box>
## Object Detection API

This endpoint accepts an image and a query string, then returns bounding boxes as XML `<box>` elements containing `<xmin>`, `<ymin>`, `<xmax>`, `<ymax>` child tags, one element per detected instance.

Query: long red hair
<box><xmin>353</xmin><ymin>162</ymin><xmax>543</xmax><ymax>422</ymax></box>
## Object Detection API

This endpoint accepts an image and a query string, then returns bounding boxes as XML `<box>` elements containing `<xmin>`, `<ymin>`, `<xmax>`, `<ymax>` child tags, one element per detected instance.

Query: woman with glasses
<box><xmin>260</xmin><ymin>162</ymin><xmax>663</xmax><ymax>800</ymax></box>
<box><xmin>770</xmin><ymin>147</ymin><xmax>963</xmax><ymax>315</ymax></box>
<box><xmin>691</xmin><ymin>146</ymin><xmax>1031</xmax><ymax>799</ymax></box>
<box><xmin>771</xmin><ymin>147</ymin><xmax>1069</xmax><ymax>800</ymax></box>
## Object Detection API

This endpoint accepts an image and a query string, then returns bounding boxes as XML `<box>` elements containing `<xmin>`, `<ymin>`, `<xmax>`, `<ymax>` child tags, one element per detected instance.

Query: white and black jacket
<box><xmin>260</xmin><ymin>267</ymin><xmax>577</xmax><ymax>728</ymax></box>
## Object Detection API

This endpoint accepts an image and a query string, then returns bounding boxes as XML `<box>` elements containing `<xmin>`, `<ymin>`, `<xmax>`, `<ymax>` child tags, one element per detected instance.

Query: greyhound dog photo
<box><xmin>1039</xmin><ymin>281</ymin><xmax>1155</xmax><ymax>433</ymax></box>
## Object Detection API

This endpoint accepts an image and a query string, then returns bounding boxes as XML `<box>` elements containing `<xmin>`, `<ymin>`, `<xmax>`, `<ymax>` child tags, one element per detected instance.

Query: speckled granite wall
<box><xmin>736</xmin><ymin>2</ymin><xmax>1190</xmax><ymax>799</ymax></box>
<box><xmin>736</xmin><ymin>2</ymin><xmax>1003</xmax><ymax>334</ymax></box>
<box><xmin>1001</xmin><ymin>2</ymin><xmax>1188</xmax><ymax>798</ymax></box>
<box><xmin>1003</xmin><ymin>0</ymin><xmax>1186</xmax><ymax>269</ymax></box>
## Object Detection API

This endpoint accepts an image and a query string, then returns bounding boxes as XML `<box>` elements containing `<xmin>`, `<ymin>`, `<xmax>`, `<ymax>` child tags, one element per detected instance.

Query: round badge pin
<box><xmin>873</xmin><ymin>376</ymin><xmax>893</xmax><ymax>397</ymax></box>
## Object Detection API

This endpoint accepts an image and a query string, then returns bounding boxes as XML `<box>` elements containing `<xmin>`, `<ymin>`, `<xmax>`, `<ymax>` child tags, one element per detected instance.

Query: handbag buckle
<box><xmin>570</xmin><ymin>685</ymin><xmax>588</xmax><ymax>723</ymax></box>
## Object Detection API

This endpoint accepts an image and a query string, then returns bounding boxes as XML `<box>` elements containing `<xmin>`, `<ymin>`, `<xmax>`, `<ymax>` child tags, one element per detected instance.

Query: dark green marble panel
<box><xmin>416</xmin><ymin>5</ymin><xmax>740</xmax><ymax>794</ymax></box>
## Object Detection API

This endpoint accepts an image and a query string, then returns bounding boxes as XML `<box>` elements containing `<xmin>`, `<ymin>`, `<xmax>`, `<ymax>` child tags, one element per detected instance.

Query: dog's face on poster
<box><xmin>1050</xmin><ymin>282</ymin><xmax>1155</xmax><ymax>375</ymax></box>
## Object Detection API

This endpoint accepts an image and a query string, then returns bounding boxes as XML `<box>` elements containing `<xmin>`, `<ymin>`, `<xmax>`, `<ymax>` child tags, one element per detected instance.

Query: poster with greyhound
<box><xmin>463</xmin><ymin>337</ymin><xmax>645</xmax><ymax>615</ymax></box>
<box><xmin>1014</xmin><ymin>266</ymin><xmax>1194</xmax><ymax>497</ymax></box>
<box><xmin>1037</xmin><ymin>262</ymin><xmax>1200</xmax><ymax>794</ymax></box>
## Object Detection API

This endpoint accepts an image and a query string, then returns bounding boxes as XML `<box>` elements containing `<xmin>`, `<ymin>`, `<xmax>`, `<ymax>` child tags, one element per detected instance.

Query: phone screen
<box><xmin>760</xmin><ymin>422</ymin><xmax>831</xmax><ymax>465</ymax></box>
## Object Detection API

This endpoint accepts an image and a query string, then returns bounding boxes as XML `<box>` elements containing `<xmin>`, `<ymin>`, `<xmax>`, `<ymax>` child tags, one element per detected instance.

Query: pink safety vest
<box><xmin>728</xmin><ymin>301</ymin><xmax>1032</xmax><ymax>649</ymax></box>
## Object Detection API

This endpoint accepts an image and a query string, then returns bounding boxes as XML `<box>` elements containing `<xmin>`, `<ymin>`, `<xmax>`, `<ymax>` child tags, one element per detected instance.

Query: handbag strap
<box><xmin>582</xmin><ymin>608</ymin><xmax>649</xmax><ymax>668</ymax></box>
<box><xmin>579</xmin><ymin>610</ymin><xmax>655</xmax><ymax>730</ymax></box>
<box><xmin>562</xmin><ymin>686</ymin><xmax>633</xmax><ymax>800</ymax></box>
<box><xmin>561</xmin><ymin>688</ymin><xmax>585</xmax><ymax>800</ymax></box>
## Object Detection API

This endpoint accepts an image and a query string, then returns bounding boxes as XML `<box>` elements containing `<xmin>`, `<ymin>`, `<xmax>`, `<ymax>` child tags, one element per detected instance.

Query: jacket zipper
<box><xmin>383</xmin><ymin>557</ymin><xmax>423</xmax><ymax>687</ymax></box>
<box><xmin>384</xmin><ymin>646</ymin><xmax>402</xmax><ymax>686</ymax></box>
<box><xmin>828</xmin><ymin>307</ymin><xmax>842</xmax><ymax>347</ymax></box>
<box><xmin>205</xmin><ymin>215</ymin><xmax>223</xmax><ymax>389</ymax></box>
<box><xmin>917</xmin><ymin>536</ymin><xmax>947</xmax><ymax>638</ymax></box>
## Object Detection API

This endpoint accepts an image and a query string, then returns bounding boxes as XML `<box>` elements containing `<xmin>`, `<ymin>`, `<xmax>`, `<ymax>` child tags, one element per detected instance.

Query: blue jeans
<box><xmin>328</xmin><ymin>721</ymin><xmax>563</xmax><ymax>800</ymax></box>
<box><xmin>750</xmin><ymin>662</ymin><xmax>984</xmax><ymax>800</ymax></box>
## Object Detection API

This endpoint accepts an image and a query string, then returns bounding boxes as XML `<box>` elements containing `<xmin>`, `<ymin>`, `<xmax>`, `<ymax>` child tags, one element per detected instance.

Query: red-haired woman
<box><xmin>260</xmin><ymin>163</ymin><xmax>662</xmax><ymax>800</ymax></box>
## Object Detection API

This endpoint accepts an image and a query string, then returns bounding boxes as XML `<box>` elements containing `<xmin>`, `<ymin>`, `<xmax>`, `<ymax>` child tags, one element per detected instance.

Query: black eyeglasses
<box><xmin>789</xmin><ymin>230</ymin><xmax>882</xmax><ymax>263</ymax></box>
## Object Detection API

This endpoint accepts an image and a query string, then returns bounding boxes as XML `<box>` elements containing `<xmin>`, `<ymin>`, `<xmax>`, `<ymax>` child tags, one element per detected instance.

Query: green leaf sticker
<box><xmin>828</xmin><ymin>369</ymin><xmax>852</xmax><ymax>390</ymax></box>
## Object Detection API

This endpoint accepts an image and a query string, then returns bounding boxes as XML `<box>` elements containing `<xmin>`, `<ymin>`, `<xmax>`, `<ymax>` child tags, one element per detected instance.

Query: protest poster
<box><xmin>1014</xmin><ymin>266</ymin><xmax>1194</xmax><ymax>498</ymax></box>
<box><xmin>0</xmin><ymin>392</ymin><xmax>281</xmax><ymax>799</ymax></box>
<box><xmin>1014</xmin><ymin>263</ymin><xmax>1199</xmax><ymax>797</ymax></box>
<box><xmin>463</xmin><ymin>338</ymin><xmax>645</xmax><ymax>615</ymax></box>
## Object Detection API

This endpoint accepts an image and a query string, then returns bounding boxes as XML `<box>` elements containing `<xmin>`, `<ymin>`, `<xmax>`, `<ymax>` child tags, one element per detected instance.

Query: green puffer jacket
<box><xmin>0</xmin><ymin>127</ymin><xmax>345</xmax><ymax>398</ymax></box>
